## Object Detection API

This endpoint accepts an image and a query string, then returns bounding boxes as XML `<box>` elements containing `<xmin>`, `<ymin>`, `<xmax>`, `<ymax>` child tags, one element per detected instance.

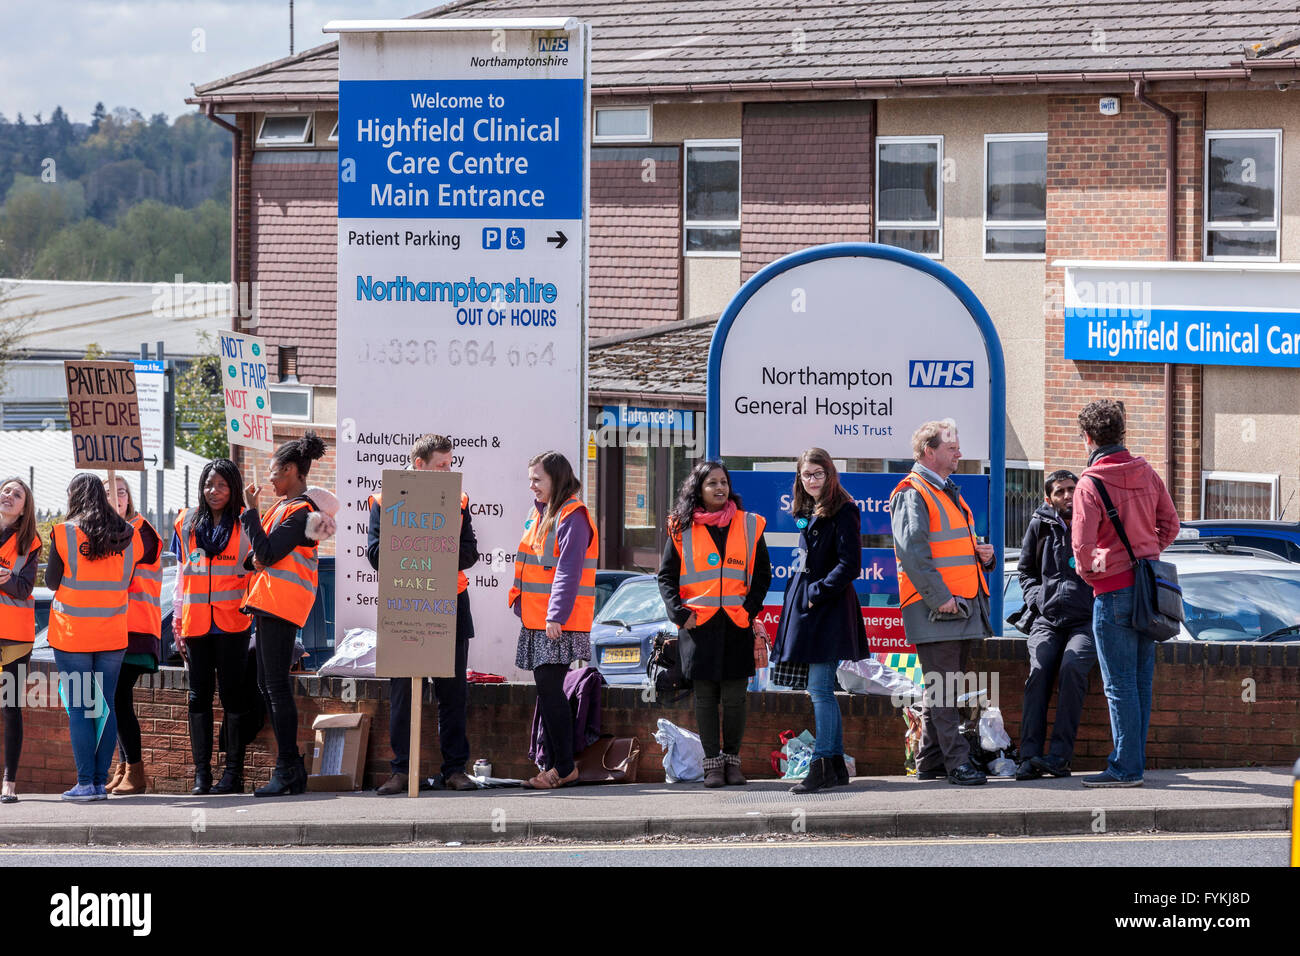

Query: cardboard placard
<box><xmin>376</xmin><ymin>469</ymin><xmax>462</xmax><ymax>678</ymax></box>
<box><xmin>63</xmin><ymin>360</ymin><xmax>144</xmax><ymax>471</ymax></box>
<box><xmin>219</xmin><ymin>331</ymin><xmax>274</xmax><ymax>452</ymax></box>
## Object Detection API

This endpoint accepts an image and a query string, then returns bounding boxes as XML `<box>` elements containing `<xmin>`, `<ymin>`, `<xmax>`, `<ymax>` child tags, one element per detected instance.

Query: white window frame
<box><xmin>592</xmin><ymin>106</ymin><xmax>652</xmax><ymax>143</ymax></box>
<box><xmin>983</xmin><ymin>133</ymin><xmax>1047</xmax><ymax>260</ymax></box>
<box><xmin>1200</xmin><ymin>470</ymin><xmax>1279</xmax><ymax>519</ymax></box>
<box><xmin>683</xmin><ymin>138</ymin><xmax>741</xmax><ymax>258</ymax></box>
<box><xmin>268</xmin><ymin>383</ymin><xmax>314</xmax><ymax>423</ymax></box>
<box><xmin>875</xmin><ymin>135</ymin><xmax>944</xmax><ymax>260</ymax></box>
<box><xmin>256</xmin><ymin>112</ymin><xmax>314</xmax><ymax>148</ymax></box>
<box><xmin>1203</xmin><ymin>129</ymin><xmax>1282</xmax><ymax>263</ymax></box>
<box><xmin>325</xmin><ymin>114</ymin><xmax>339</xmax><ymax>144</ymax></box>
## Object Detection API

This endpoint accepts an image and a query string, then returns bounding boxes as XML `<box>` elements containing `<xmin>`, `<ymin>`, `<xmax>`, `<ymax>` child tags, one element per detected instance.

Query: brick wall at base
<box><xmin>10</xmin><ymin>639</ymin><xmax>1296</xmax><ymax>793</ymax></box>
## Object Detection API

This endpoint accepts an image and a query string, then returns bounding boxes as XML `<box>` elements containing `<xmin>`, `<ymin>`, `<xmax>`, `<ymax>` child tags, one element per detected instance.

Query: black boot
<box><xmin>790</xmin><ymin>757</ymin><xmax>832</xmax><ymax>794</ymax></box>
<box><xmin>188</xmin><ymin>712</ymin><xmax>213</xmax><ymax>795</ymax></box>
<box><xmin>829</xmin><ymin>754</ymin><xmax>850</xmax><ymax>787</ymax></box>
<box><xmin>212</xmin><ymin>714</ymin><xmax>244</xmax><ymax>795</ymax></box>
<box><xmin>290</xmin><ymin>752</ymin><xmax>309</xmax><ymax>794</ymax></box>
<box><xmin>254</xmin><ymin>755</ymin><xmax>298</xmax><ymax>798</ymax></box>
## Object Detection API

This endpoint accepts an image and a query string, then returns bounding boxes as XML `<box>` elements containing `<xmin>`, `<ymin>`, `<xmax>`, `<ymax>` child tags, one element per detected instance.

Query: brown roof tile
<box><xmin>191</xmin><ymin>0</ymin><xmax>1300</xmax><ymax>106</ymax></box>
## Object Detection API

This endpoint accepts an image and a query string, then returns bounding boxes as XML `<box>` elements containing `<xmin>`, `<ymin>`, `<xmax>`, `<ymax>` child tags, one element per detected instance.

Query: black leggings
<box><xmin>2</xmin><ymin>651</ymin><xmax>31</xmax><ymax>781</ymax></box>
<box><xmin>254</xmin><ymin>614</ymin><xmax>300</xmax><ymax>761</ymax></box>
<box><xmin>115</xmin><ymin>662</ymin><xmax>151</xmax><ymax>763</ymax></box>
<box><xmin>533</xmin><ymin>663</ymin><xmax>575</xmax><ymax>777</ymax></box>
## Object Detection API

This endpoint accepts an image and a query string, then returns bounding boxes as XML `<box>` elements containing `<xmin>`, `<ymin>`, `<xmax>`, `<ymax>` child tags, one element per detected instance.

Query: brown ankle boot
<box><xmin>111</xmin><ymin>762</ymin><xmax>147</xmax><ymax>794</ymax></box>
<box><xmin>723</xmin><ymin>753</ymin><xmax>747</xmax><ymax>786</ymax></box>
<box><xmin>106</xmin><ymin>761</ymin><xmax>128</xmax><ymax>791</ymax></box>
<box><xmin>702</xmin><ymin>756</ymin><xmax>726</xmax><ymax>788</ymax></box>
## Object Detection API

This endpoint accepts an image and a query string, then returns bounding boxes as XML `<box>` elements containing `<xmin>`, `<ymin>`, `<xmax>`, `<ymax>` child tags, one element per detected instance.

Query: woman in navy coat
<box><xmin>771</xmin><ymin>448</ymin><xmax>870</xmax><ymax>793</ymax></box>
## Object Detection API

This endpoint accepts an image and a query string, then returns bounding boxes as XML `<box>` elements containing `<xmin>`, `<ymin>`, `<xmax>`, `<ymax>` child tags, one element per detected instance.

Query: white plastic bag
<box><xmin>978</xmin><ymin>706</ymin><xmax>1011</xmax><ymax>752</ymax></box>
<box><xmin>837</xmin><ymin>657</ymin><xmax>922</xmax><ymax>698</ymax></box>
<box><xmin>315</xmin><ymin>627</ymin><xmax>377</xmax><ymax>677</ymax></box>
<box><xmin>987</xmin><ymin>756</ymin><xmax>1017</xmax><ymax>777</ymax></box>
<box><xmin>653</xmin><ymin>718</ymin><xmax>705</xmax><ymax>783</ymax></box>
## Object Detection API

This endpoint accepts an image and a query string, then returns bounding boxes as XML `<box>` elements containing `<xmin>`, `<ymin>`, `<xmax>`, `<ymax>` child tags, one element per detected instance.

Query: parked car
<box><xmin>1178</xmin><ymin>520</ymin><xmax>1300</xmax><ymax>563</ymax></box>
<box><xmin>1003</xmin><ymin>543</ymin><xmax>1300</xmax><ymax>642</ymax></box>
<box><xmin>595</xmin><ymin>569</ymin><xmax>639</xmax><ymax>620</ymax></box>
<box><xmin>590</xmin><ymin>574</ymin><xmax>674</xmax><ymax>686</ymax></box>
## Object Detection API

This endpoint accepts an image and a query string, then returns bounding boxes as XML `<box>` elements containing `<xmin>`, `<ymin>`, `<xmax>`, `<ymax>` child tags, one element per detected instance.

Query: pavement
<box><xmin>0</xmin><ymin>766</ymin><xmax>1292</xmax><ymax>847</ymax></box>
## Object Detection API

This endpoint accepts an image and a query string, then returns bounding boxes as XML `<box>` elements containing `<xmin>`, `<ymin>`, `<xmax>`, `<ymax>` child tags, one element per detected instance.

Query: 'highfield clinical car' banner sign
<box><xmin>328</xmin><ymin>18</ymin><xmax>588</xmax><ymax>679</ymax></box>
<box><xmin>1062</xmin><ymin>261</ymin><xmax>1300</xmax><ymax>367</ymax></box>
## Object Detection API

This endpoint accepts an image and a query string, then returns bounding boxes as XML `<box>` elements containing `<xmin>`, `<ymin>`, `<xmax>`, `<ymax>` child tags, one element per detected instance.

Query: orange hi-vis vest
<box><xmin>890</xmin><ymin>473</ymin><xmax>989</xmax><ymax>608</ymax></box>
<box><xmin>126</xmin><ymin>513</ymin><xmax>162</xmax><ymax>638</ymax></box>
<box><xmin>175</xmin><ymin>508</ymin><xmax>253</xmax><ymax>636</ymax></box>
<box><xmin>49</xmin><ymin>522</ymin><xmax>140</xmax><ymax>653</ymax></box>
<box><xmin>507</xmin><ymin>496</ymin><xmax>598</xmax><ymax>631</ymax></box>
<box><xmin>0</xmin><ymin>529</ymin><xmax>42</xmax><ymax>642</ymax></box>
<box><xmin>241</xmin><ymin>497</ymin><xmax>319</xmax><ymax>628</ymax></box>
<box><xmin>671</xmin><ymin>510</ymin><xmax>766</xmax><ymax>628</ymax></box>
<box><xmin>370</xmin><ymin>490</ymin><xmax>470</xmax><ymax>593</ymax></box>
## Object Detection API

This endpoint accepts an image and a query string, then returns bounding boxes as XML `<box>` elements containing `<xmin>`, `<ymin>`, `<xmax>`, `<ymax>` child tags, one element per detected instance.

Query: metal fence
<box><xmin>1004</xmin><ymin>467</ymin><xmax>1044</xmax><ymax>551</ymax></box>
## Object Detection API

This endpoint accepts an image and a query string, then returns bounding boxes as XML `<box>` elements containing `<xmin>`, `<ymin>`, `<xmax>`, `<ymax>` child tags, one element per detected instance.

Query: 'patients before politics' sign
<box><xmin>220</xmin><ymin>332</ymin><xmax>274</xmax><ymax>452</ymax></box>
<box><xmin>64</xmin><ymin>360</ymin><xmax>144</xmax><ymax>471</ymax></box>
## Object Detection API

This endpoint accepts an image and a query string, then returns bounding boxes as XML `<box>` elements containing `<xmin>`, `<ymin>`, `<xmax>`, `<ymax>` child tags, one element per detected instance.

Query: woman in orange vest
<box><xmin>172</xmin><ymin>458</ymin><xmax>253</xmax><ymax>795</ymax></box>
<box><xmin>772</xmin><ymin>449</ymin><xmax>871</xmax><ymax>793</ymax></box>
<box><xmin>241</xmin><ymin>432</ymin><xmax>329</xmax><ymax>797</ymax></box>
<box><xmin>657</xmin><ymin>460</ymin><xmax>771</xmax><ymax>788</ymax></box>
<box><xmin>103</xmin><ymin>476</ymin><xmax>163</xmax><ymax>796</ymax></box>
<box><xmin>46</xmin><ymin>473</ymin><xmax>142</xmax><ymax>802</ymax></box>
<box><xmin>0</xmin><ymin>477</ymin><xmax>40</xmax><ymax>804</ymax></box>
<box><xmin>508</xmin><ymin>451</ymin><xmax>597</xmax><ymax>789</ymax></box>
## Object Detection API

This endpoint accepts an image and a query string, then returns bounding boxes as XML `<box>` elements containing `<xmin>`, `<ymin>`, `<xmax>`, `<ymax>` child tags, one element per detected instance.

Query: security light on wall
<box><xmin>1099</xmin><ymin>97</ymin><xmax>1120</xmax><ymax>116</ymax></box>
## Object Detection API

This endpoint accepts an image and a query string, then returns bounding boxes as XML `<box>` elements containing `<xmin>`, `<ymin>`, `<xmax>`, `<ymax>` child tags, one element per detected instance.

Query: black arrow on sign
<box><xmin>143</xmin><ymin>455</ymin><xmax>159</xmax><ymax>466</ymax></box>
<box><xmin>546</xmin><ymin>231</ymin><xmax>568</xmax><ymax>249</ymax></box>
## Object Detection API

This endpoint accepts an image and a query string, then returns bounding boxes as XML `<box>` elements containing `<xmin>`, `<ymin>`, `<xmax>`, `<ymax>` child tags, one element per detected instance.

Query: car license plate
<box><xmin>602</xmin><ymin>647</ymin><xmax>640</xmax><ymax>664</ymax></box>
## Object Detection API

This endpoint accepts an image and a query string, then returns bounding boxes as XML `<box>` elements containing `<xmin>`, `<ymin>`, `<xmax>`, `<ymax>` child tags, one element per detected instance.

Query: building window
<box><xmin>256</xmin><ymin>113</ymin><xmax>313</xmax><ymax>147</ymax></box>
<box><xmin>268</xmin><ymin>384</ymin><xmax>313</xmax><ymax>421</ymax></box>
<box><xmin>683</xmin><ymin>140</ymin><xmax>740</xmax><ymax>256</ymax></box>
<box><xmin>593</xmin><ymin>106</ymin><xmax>651</xmax><ymax>142</ymax></box>
<box><xmin>876</xmin><ymin>136</ymin><xmax>943</xmax><ymax>257</ymax></box>
<box><xmin>1204</xmin><ymin>130</ymin><xmax>1281</xmax><ymax>261</ymax></box>
<box><xmin>984</xmin><ymin>134</ymin><xmax>1046</xmax><ymax>258</ymax></box>
<box><xmin>1202</xmin><ymin>471</ymin><xmax>1278</xmax><ymax>519</ymax></box>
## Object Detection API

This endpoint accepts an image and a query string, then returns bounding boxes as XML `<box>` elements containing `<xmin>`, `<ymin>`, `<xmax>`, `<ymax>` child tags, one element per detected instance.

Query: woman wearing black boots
<box><xmin>173</xmin><ymin>458</ymin><xmax>253</xmax><ymax>795</ymax></box>
<box><xmin>240</xmin><ymin>433</ymin><xmax>332</xmax><ymax>797</ymax></box>
<box><xmin>771</xmin><ymin>449</ymin><xmax>870</xmax><ymax>793</ymax></box>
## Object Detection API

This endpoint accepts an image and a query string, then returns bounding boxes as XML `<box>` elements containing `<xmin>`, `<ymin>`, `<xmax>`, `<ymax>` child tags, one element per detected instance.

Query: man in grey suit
<box><xmin>890</xmin><ymin>419</ymin><xmax>995</xmax><ymax>785</ymax></box>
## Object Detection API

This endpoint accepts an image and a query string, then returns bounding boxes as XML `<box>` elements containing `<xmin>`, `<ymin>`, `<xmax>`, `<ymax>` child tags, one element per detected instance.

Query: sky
<box><xmin>0</xmin><ymin>0</ymin><xmax>440</xmax><ymax>124</ymax></box>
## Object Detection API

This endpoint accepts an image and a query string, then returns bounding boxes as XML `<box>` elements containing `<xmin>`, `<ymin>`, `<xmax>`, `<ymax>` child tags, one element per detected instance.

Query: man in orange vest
<box><xmin>367</xmin><ymin>433</ymin><xmax>478</xmax><ymax>794</ymax></box>
<box><xmin>890</xmin><ymin>418</ymin><xmax>996</xmax><ymax>786</ymax></box>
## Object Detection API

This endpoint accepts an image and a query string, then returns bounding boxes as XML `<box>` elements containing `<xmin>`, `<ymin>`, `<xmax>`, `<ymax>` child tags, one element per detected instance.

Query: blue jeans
<box><xmin>807</xmin><ymin>662</ymin><xmax>843</xmax><ymax>759</ymax></box>
<box><xmin>1092</xmin><ymin>588</ymin><xmax>1155</xmax><ymax>781</ymax></box>
<box><xmin>53</xmin><ymin>648</ymin><xmax>124</xmax><ymax>787</ymax></box>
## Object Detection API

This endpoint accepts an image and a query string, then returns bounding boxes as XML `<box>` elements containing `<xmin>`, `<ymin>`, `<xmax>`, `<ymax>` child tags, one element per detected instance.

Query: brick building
<box><xmin>189</xmin><ymin>0</ymin><xmax>1300</xmax><ymax>576</ymax></box>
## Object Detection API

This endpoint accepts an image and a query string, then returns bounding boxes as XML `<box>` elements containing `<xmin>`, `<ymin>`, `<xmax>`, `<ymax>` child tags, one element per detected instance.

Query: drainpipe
<box><xmin>1133</xmin><ymin>80</ymin><xmax>1178</xmax><ymax>494</ymax></box>
<box><xmin>203</xmin><ymin>105</ymin><xmax>244</xmax><ymax>476</ymax></box>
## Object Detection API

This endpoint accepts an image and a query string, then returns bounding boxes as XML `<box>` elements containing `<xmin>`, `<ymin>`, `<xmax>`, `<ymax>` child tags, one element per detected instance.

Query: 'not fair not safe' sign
<box><xmin>220</xmin><ymin>331</ymin><xmax>273</xmax><ymax>452</ymax></box>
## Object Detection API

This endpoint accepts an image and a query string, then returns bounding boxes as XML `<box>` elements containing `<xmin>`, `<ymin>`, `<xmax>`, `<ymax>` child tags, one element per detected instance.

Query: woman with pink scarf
<box><xmin>657</xmin><ymin>460</ymin><xmax>771</xmax><ymax>788</ymax></box>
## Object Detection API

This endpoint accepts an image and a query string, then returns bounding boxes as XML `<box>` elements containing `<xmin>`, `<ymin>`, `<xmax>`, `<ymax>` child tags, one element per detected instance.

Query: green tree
<box><xmin>0</xmin><ymin>174</ymin><xmax>86</xmax><ymax>275</ymax></box>
<box><xmin>175</xmin><ymin>334</ymin><xmax>229</xmax><ymax>460</ymax></box>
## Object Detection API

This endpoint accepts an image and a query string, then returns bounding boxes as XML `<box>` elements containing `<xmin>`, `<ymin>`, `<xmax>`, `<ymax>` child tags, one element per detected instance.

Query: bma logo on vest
<box><xmin>908</xmin><ymin>360</ymin><xmax>974</xmax><ymax>388</ymax></box>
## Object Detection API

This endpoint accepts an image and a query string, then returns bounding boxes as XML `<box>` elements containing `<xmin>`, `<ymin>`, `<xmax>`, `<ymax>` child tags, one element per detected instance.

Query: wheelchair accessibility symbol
<box><xmin>506</xmin><ymin>227</ymin><xmax>525</xmax><ymax>249</ymax></box>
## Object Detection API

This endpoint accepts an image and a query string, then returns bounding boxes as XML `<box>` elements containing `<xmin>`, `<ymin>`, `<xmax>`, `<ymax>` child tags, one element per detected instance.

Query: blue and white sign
<box><xmin>707</xmin><ymin>243</ymin><xmax>1007</xmax><ymax>631</ymax></box>
<box><xmin>330</xmin><ymin>18</ymin><xmax>589</xmax><ymax>680</ymax></box>
<box><xmin>600</xmin><ymin>405</ymin><xmax>695</xmax><ymax>434</ymax></box>
<box><xmin>1063</xmin><ymin>261</ymin><xmax>1300</xmax><ymax>368</ymax></box>
<box><xmin>132</xmin><ymin>359</ymin><xmax>165</xmax><ymax>468</ymax></box>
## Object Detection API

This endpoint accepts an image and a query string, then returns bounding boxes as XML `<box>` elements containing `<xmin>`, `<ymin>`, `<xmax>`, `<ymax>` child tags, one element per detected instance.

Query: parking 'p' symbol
<box><xmin>483</xmin><ymin>228</ymin><xmax>501</xmax><ymax>249</ymax></box>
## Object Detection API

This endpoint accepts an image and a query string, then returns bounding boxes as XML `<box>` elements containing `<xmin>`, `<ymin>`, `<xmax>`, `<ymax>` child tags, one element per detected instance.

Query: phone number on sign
<box><xmin>355</xmin><ymin>338</ymin><xmax>556</xmax><ymax>368</ymax></box>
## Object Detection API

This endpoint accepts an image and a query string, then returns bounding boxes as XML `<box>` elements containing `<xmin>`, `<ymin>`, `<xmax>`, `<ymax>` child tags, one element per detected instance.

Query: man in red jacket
<box><xmin>1071</xmin><ymin>400</ymin><xmax>1180</xmax><ymax>788</ymax></box>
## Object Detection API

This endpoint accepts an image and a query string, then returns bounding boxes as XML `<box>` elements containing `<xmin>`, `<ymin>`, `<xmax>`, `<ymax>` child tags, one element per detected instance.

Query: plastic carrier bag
<box><xmin>315</xmin><ymin>627</ymin><xmax>377</xmax><ymax>678</ymax></box>
<box><xmin>653</xmin><ymin>719</ymin><xmax>705</xmax><ymax>783</ymax></box>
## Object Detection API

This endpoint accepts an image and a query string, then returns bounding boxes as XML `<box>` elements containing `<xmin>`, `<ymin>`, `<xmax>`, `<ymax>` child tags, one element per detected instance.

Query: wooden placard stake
<box><xmin>408</xmin><ymin>677</ymin><xmax>422</xmax><ymax>797</ymax></box>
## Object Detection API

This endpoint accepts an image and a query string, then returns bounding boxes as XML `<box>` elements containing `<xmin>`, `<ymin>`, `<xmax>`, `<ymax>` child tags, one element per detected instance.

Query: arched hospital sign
<box><xmin>707</xmin><ymin>242</ymin><xmax>1007</xmax><ymax>633</ymax></box>
<box><xmin>712</xmin><ymin>245</ymin><xmax>995</xmax><ymax>459</ymax></box>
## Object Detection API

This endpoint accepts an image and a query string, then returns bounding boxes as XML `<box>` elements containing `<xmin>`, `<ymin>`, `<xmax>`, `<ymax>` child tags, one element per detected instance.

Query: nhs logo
<box><xmin>538</xmin><ymin>37</ymin><xmax>569</xmax><ymax>52</ymax></box>
<box><xmin>909</xmin><ymin>360</ymin><xmax>975</xmax><ymax>388</ymax></box>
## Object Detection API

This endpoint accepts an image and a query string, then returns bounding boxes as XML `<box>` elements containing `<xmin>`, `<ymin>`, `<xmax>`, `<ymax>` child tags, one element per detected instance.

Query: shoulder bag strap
<box><xmin>1086</xmin><ymin>475</ymin><xmax>1138</xmax><ymax>567</ymax></box>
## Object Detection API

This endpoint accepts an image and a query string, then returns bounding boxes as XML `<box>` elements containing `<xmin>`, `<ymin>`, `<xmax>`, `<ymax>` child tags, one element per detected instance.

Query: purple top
<box><xmin>514</xmin><ymin>500</ymin><xmax>593</xmax><ymax>626</ymax></box>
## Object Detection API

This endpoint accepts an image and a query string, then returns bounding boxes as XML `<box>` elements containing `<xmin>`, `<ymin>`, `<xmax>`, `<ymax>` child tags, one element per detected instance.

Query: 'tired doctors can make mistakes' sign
<box><xmin>1063</xmin><ymin>262</ymin><xmax>1300</xmax><ymax>367</ymax></box>
<box><xmin>328</xmin><ymin>19</ymin><xmax>588</xmax><ymax>680</ymax></box>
